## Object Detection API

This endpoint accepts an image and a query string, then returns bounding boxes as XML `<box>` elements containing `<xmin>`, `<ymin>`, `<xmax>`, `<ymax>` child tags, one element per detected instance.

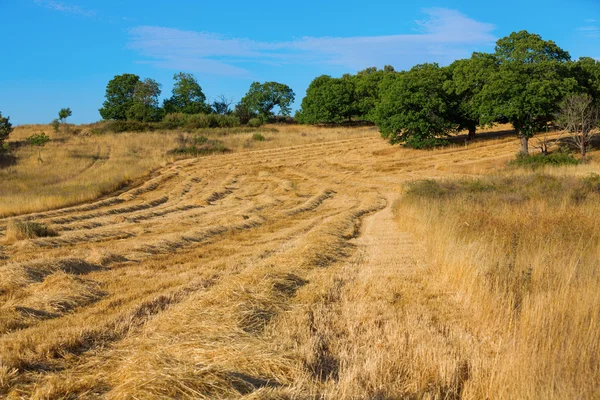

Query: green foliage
<box><xmin>296</xmin><ymin>75</ymin><xmax>356</xmax><ymax>124</ymax></box>
<box><xmin>26</xmin><ymin>132</ymin><xmax>50</xmax><ymax>147</ymax></box>
<box><xmin>240</xmin><ymin>81</ymin><xmax>295</xmax><ymax>120</ymax></box>
<box><xmin>127</xmin><ymin>78</ymin><xmax>162</xmax><ymax>122</ymax></box>
<box><xmin>103</xmin><ymin>120</ymin><xmax>152</xmax><ymax>133</ymax></box>
<box><xmin>233</xmin><ymin>102</ymin><xmax>257</xmax><ymax>124</ymax></box>
<box><xmin>247</xmin><ymin>118</ymin><xmax>262</xmax><ymax>128</ymax></box>
<box><xmin>478</xmin><ymin>31</ymin><xmax>575</xmax><ymax>154</ymax></box>
<box><xmin>58</xmin><ymin>107</ymin><xmax>72</xmax><ymax>123</ymax></box>
<box><xmin>0</xmin><ymin>111</ymin><xmax>13</xmax><ymax>144</ymax></box>
<box><xmin>373</xmin><ymin>63</ymin><xmax>455</xmax><ymax>145</ymax></box>
<box><xmin>509</xmin><ymin>151</ymin><xmax>579</xmax><ymax>169</ymax></box>
<box><xmin>99</xmin><ymin>74</ymin><xmax>141</xmax><ymax>120</ymax></box>
<box><xmin>444</xmin><ymin>53</ymin><xmax>497</xmax><ymax>139</ymax></box>
<box><xmin>353</xmin><ymin>66</ymin><xmax>395</xmax><ymax>120</ymax></box>
<box><xmin>163</xmin><ymin>72</ymin><xmax>210</xmax><ymax>115</ymax></box>
<box><xmin>160</xmin><ymin>113</ymin><xmax>240</xmax><ymax>130</ymax></box>
<box><xmin>51</xmin><ymin>118</ymin><xmax>60</xmax><ymax>133</ymax></box>
<box><xmin>252</xmin><ymin>133</ymin><xmax>265</xmax><ymax>141</ymax></box>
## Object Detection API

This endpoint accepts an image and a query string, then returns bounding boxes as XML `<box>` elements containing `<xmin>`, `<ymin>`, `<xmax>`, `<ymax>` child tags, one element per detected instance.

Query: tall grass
<box><xmin>397</xmin><ymin>170</ymin><xmax>600</xmax><ymax>398</ymax></box>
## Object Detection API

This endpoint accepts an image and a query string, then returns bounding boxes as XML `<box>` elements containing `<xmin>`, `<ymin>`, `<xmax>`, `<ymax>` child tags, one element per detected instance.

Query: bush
<box><xmin>510</xmin><ymin>152</ymin><xmax>579</xmax><ymax>169</ymax></box>
<box><xmin>104</xmin><ymin>120</ymin><xmax>152</xmax><ymax>133</ymax></box>
<box><xmin>252</xmin><ymin>133</ymin><xmax>266</xmax><ymax>141</ymax></box>
<box><xmin>186</xmin><ymin>114</ymin><xmax>210</xmax><ymax>129</ymax></box>
<box><xmin>6</xmin><ymin>220</ymin><xmax>58</xmax><ymax>242</ymax></box>
<box><xmin>248</xmin><ymin>118</ymin><xmax>262</xmax><ymax>128</ymax></box>
<box><xmin>160</xmin><ymin>113</ymin><xmax>188</xmax><ymax>130</ymax></box>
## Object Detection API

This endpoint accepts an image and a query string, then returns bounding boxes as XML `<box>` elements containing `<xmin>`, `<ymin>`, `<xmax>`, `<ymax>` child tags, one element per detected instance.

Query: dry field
<box><xmin>0</xmin><ymin>124</ymin><xmax>598</xmax><ymax>399</ymax></box>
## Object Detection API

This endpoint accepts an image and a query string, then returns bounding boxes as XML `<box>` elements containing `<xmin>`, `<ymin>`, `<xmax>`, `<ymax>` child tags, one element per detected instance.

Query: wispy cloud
<box><xmin>127</xmin><ymin>8</ymin><xmax>496</xmax><ymax>76</ymax></box>
<box><xmin>33</xmin><ymin>0</ymin><xmax>96</xmax><ymax>17</ymax></box>
<box><xmin>578</xmin><ymin>25</ymin><xmax>600</xmax><ymax>38</ymax></box>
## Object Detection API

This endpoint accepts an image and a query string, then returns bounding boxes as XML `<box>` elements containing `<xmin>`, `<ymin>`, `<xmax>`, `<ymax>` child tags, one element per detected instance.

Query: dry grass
<box><xmin>397</xmin><ymin>169</ymin><xmax>600</xmax><ymax>398</ymax></box>
<box><xmin>0</xmin><ymin>122</ymin><xmax>598</xmax><ymax>398</ymax></box>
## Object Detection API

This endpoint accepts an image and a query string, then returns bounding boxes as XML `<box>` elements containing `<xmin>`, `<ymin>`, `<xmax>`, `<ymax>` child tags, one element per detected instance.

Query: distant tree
<box><xmin>296</xmin><ymin>75</ymin><xmax>356</xmax><ymax>124</ymax></box>
<box><xmin>127</xmin><ymin>78</ymin><xmax>162</xmax><ymax>122</ymax></box>
<box><xmin>444</xmin><ymin>53</ymin><xmax>497</xmax><ymax>140</ymax></box>
<box><xmin>99</xmin><ymin>74</ymin><xmax>141</xmax><ymax>120</ymax></box>
<box><xmin>58</xmin><ymin>108</ymin><xmax>72</xmax><ymax>124</ymax></box>
<box><xmin>163</xmin><ymin>72</ymin><xmax>210</xmax><ymax>115</ymax></box>
<box><xmin>26</xmin><ymin>132</ymin><xmax>50</xmax><ymax>162</ymax></box>
<box><xmin>556</xmin><ymin>93</ymin><xmax>600</xmax><ymax>160</ymax></box>
<box><xmin>233</xmin><ymin>101</ymin><xmax>257</xmax><ymax>124</ymax></box>
<box><xmin>240</xmin><ymin>81</ymin><xmax>295</xmax><ymax>121</ymax></box>
<box><xmin>0</xmin><ymin>112</ymin><xmax>13</xmax><ymax>148</ymax></box>
<box><xmin>51</xmin><ymin>119</ymin><xmax>60</xmax><ymax>133</ymax></box>
<box><xmin>478</xmin><ymin>31</ymin><xmax>575</xmax><ymax>154</ymax></box>
<box><xmin>373</xmin><ymin>63</ymin><xmax>455</xmax><ymax>147</ymax></box>
<box><xmin>212</xmin><ymin>94</ymin><xmax>233</xmax><ymax>115</ymax></box>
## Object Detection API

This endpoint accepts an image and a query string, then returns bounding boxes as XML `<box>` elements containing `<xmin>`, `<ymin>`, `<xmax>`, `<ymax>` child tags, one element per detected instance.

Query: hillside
<box><xmin>0</xmin><ymin>126</ymin><xmax>598</xmax><ymax>398</ymax></box>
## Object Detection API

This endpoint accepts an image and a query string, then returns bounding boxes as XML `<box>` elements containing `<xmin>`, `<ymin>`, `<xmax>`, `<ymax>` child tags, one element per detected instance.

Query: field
<box><xmin>0</xmin><ymin>124</ymin><xmax>598</xmax><ymax>399</ymax></box>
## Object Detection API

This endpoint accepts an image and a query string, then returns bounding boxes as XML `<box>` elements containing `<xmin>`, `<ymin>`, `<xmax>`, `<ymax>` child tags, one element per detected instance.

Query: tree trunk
<box><xmin>467</xmin><ymin>126</ymin><xmax>476</xmax><ymax>141</ymax></box>
<box><xmin>580</xmin><ymin>142</ymin><xmax>587</xmax><ymax>162</ymax></box>
<box><xmin>519</xmin><ymin>135</ymin><xmax>529</xmax><ymax>155</ymax></box>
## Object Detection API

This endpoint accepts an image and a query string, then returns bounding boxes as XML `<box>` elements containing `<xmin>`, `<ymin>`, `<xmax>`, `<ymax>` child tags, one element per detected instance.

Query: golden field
<box><xmin>0</xmin><ymin>123</ymin><xmax>598</xmax><ymax>399</ymax></box>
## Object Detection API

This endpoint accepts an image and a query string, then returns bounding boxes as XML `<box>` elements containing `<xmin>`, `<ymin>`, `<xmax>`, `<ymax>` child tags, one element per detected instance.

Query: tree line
<box><xmin>99</xmin><ymin>72</ymin><xmax>295</xmax><ymax>125</ymax></box>
<box><xmin>296</xmin><ymin>31</ymin><xmax>600</xmax><ymax>154</ymax></box>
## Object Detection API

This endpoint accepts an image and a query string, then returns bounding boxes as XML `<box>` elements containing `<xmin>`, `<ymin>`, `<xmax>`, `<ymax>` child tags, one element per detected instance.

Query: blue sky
<box><xmin>1</xmin><ymin>0</ymin><xmax>599</xmax><ymax>124</ymax></box>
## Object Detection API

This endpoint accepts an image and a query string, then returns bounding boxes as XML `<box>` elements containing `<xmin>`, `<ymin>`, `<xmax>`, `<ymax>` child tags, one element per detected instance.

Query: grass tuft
<box><xmin>5</xmin><ymin>220</ymin><xmax>58</xmax><ymax>242</ymax></box>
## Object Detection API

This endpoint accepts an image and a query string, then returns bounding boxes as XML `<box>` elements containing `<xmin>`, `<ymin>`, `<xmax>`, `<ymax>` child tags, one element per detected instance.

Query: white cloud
<box><xmin>578</xmin><ymin>25</ymin><xmax>600</xmax><ymax>38</ymax></box>
<box><xmin>33</xmin><ymin>0</ymin><xmax>96</xmax><ymax>17</ymax></box>
<box><xmin>127</xmin><ymin>8</ymin><xmax>496</xmax><ymax>76</ymax></box>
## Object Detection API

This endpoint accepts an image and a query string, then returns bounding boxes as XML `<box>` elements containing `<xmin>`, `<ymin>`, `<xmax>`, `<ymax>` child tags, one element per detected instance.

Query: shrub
<box><xmin>161</xmin><ymin>113</ymin><xmax>188</xmax><ymax>130</ymax></box>
<box><xmin>104</xmin><ymin>120</ymin><xmax>152</xmax><ymax>133</ymax></box>
<box><xmin>6</xmin><ymin>220</ymin><xmax>58</xmax><ymax>242</ymax></box>
<box><xmin>248</xmin><ymin>118</ymin><xmax>262</xmax><ymax>128</ymax></box>
<box><xmin>509</xmin><ymin>152</ymin><xmax>579</xmax><ymax>169</ymax></box>
<box><xmin>252</xmin><ymin>133</ymin><xmax>265</xmax><ymax>141</ymax></box>
<box><xmin>186</xmin><ymin>114</ymin><xmax>210</xmax><ymax>129</ymax></box>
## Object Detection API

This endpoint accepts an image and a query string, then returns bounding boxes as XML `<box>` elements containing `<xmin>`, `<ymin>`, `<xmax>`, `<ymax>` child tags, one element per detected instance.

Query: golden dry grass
<box><xmin>0</xmin><ymin>123</ymin><xmax>598</xmax><ymax>399</ymax></box>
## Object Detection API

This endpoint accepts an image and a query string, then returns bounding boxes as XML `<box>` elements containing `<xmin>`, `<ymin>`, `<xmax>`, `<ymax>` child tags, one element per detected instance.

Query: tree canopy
<box><xmin>296</xmin><ymin>75</ymin><xmax>356</xmax><ymax>124</ymax></box>
<box><xmin>240</xmin><ymin>82</ymin><xmax>295</xmax><ymax>121</ymax></box>
<box><xmin>99</xmin><ymin>74</ymin><xmax>140</xmax><ymax>121</ymax></box>
<box><xmin>127</xmin><ymin>78</ymin><xmax>162</xmax><ymax>122</ymax></box>
<box><xmin>372</xmin><ymin>64</ymin><xmax>454</xmax><ymax>147</ymax></box>
<box><xmin>163</xmin><ymin>73</ymin><xmax>210</xmax><ymax>115</ymax></box>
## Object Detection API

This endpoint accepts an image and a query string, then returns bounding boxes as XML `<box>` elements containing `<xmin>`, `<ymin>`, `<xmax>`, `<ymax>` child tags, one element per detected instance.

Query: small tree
<box><xmin>99</xmin><ymin>74</ymin><xmax>141</xmax><ymax>120</ymax></box>
<box><xmin>0</xmin><ymin>111</ymin><xmax>13</xmax><ymax>149</ymax></box>
<box><xmin>51</xmin><ymin>119</ymin><xmax>60</xmax><ymax>133</ymax></box>
<box><xmin>59</xmin><ymin>108</ymin><xmax>72</xmax><ymax>124</ymax></box>
<box><xmin>557</xmin><ymin>93</ymin><xmax>600</xmax><ymax>160</ymax></box>
<box><xmin>27</xmin><ymin>132</ymin><xmax>50</xmax><ymax>162</ymax></box>
<box><xmin>240</xmin><ymin>82</ymin><xmax>295</xmax><ymax>121</ymax></box>
<box><xmin>163</xmin><ymin>72</ymin><xmax>210</xmax><ymax>115</ymax></box>
<box><xmin>212</xmin><ymin>94</ymin><xmax>233</xmax><ymax>115</ymax></box>
<box><xmin>127</xmin><ymin>78</ymin><xmax>162</xmax><ymax>122</ymax></box>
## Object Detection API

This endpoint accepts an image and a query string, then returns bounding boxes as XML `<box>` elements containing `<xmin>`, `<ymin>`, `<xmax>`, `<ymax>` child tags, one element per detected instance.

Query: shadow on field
<box><xmin>448</xmin><ymin>128</ymin><xmax>516</xmax><ymax>145</ymax></box>
<box><xmin>0</xmin><ymin>152</ymin><xmax>17</xmax><ymax>168</ymax></box>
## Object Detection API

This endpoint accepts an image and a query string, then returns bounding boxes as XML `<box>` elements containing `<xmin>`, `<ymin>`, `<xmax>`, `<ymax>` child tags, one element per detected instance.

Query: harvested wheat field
<box><xmin>0</xmin><ymin>125</ymin><xmax>599</xmax><ymax>399</ymax></box>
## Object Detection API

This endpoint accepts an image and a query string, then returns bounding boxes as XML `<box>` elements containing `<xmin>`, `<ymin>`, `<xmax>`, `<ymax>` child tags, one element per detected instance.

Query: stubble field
<box><xmin>0</xmin><ymin>124</ymin><xmax>598</xmax><ymax>399</ymax></box>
